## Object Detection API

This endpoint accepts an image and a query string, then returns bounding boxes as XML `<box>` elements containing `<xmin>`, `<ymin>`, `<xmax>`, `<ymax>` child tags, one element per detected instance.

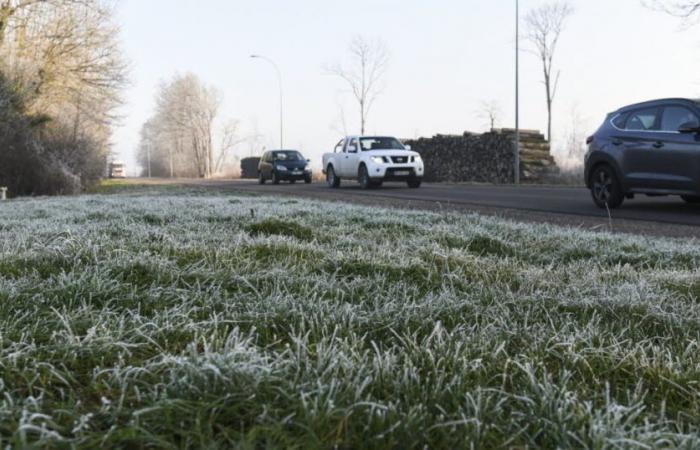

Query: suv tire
<box><xmin>272</xmin><ymin>171</ymin><xmax>280</xmax><ymax>185</ymax></box>
<box><xmin>258</xmin><ymin>172</ymin><xmax>266</xmax><ymax>185</ymax></box>
<box><xmin>590</xmin><ymin>165</ymin><xmax>624</xmax><ymax>209</ymax></box>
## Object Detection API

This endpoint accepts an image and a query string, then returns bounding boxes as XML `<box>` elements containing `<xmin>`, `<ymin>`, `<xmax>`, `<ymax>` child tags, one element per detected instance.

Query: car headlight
<box><xmin>276</xmin><ymin>165</ymin><xmax>288</xmax><ymax>171</ymax></box>
<box><xmin>371</xmin><ymin>156</ymin><xmax>385</xmax><ymax>164</ymax></box>
<box><xmin>304</xmin><ymin>167</ymin><xmax>312</xmax><ymax>172</ymax></box>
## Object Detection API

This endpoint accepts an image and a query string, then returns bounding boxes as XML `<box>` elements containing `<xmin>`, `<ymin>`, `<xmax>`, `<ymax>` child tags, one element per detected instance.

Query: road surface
<box><xmin>197</xmin><ymin>180</ymin><xmax>700</xmax><ymax>238</ymax></box>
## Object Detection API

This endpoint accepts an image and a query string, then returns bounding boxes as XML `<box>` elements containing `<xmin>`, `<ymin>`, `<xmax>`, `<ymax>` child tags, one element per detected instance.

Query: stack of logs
<box><xmin>240</xmin><ymin>157</ymin><xmax>261</xmax><ymax>179</ymax></box>
<box><xmin>404</xmin><ymin>129</ymin><xmax>558</xmax><ymax>184</ymax></box>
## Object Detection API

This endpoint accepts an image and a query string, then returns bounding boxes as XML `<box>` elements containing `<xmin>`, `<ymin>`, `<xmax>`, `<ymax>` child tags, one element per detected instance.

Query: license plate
<box><xmin>394</xmin><ymin>171</ymin><xmax>409</xmax><ymax>176</ymax></box>
<box><xmin>293</xmin><ymin>170</ymin><xmax>302</xmax><ymax>175</ymax></box>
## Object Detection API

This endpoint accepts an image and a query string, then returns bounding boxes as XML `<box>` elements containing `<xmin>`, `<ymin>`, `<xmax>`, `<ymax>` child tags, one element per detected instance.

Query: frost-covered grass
<box><xmin>0</xmin><ymin>189</ymin><xmax>699</xmax><ymax>449</ymax></box>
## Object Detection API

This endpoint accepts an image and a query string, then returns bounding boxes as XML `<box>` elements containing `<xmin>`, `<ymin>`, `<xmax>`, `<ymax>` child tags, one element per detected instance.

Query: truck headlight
<box><xmin>276</xmin><ymin>165</ymin><xmax>288</xmax><ymax>171</ymax></box>
<box><xmin>413</xmin><ymin>156</ymin><xmax>423</xmax><ymax>164</ymax></box>
<box><xmin>371</xmin><ymin>156</ymin><xmax>386</xmax><ymax>164</ymax></box>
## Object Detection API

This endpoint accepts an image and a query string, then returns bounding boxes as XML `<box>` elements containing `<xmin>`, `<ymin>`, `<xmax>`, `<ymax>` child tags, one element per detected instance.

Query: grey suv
<box><xmin>584</xmin><ymin>98</ymin><xmax>700</xmax><ymax>208</ymax></box>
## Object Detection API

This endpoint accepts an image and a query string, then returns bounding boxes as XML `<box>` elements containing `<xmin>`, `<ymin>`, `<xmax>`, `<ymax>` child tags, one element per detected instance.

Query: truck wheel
<box><xmin>272</xmin><ymin>171</ymin><xmax>280</xmax><ymax>185</ymax></box>
<box><xmin>358</xmin><ymin>165</ymin><xmax>371</xmax><ymax>189</ymax></box>
<box><xmin>407</xmin><ymin>178</ymin><xmax>422</xmax><ymax>189</ymax></box>
<box><xmin>258</xmin><ymin>172</ymin><xmax>266</xmax><ymax>185</ymax></box>
<box><xmin>326</xmin><ymin>166</ymin><xmax>341</xmax><ymax>188</ymax></box>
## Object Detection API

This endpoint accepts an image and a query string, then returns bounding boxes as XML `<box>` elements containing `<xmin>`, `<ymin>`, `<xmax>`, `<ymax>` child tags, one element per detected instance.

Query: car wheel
<box><xmin>304</xmin><ymin>175</ymin><xmax>312</xmax><ymax>184</ymax></box>
<box><xmin>272</xmin><ymin>171</ymin><xmax>280</xmax><ymax>185</ymax></box>
<box><xmin>258</xmin><ymin>172</ymin><xmax>266</xmax><ymax>185</ymax></box>
<box><xmin>407</xmin><ymin>178</ymin><xmax>422</xmax><ymax>189</ymax></box>
<box><xmin>326</xmin><ymin>166</ymin><xmax>340</xmax><ymax>188</ymax></box>
<box><xmin>590</xmin><ymin>165</ymin><xmax>624</xmax><ymax>209</ymax></box>
<box><xmin>358</xmin><ymin>165</ymin><xmax>371</xmax><ymax>189</ymax></box>
<box><xmin>681</xmin><ymin>195</ymin><xmax>700</xmax><ymax>204</ymax></box>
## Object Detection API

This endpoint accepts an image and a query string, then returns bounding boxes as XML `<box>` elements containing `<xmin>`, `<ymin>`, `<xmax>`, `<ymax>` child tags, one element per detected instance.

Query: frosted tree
<box><xmin>328</xmin><ymin>36</ymin><xmax>390</xmax><ymax>135</ymax></box>
<box><xmin>524</xmin><ymin>1</ymin><xmax>574</xmax><ymax>142</ymax></box>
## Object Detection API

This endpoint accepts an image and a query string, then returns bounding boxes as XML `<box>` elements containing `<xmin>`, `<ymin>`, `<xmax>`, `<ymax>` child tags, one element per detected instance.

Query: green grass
<box><xmin>0</xmin><ymin>188</ymin><xmax>699</xmax><ymax>448</ymax></box>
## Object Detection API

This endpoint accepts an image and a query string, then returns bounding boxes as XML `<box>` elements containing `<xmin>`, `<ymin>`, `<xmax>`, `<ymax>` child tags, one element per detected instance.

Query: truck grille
<box><xmin>391</xmin><ymin>156</ymin><xmax>408</xmax><ymax>164</ymax></box>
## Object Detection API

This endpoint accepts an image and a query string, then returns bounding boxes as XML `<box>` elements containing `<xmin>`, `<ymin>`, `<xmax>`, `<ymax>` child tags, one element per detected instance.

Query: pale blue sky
<box><xmin>113</xmin><ymin>0</ymin><xmax>700</xmax><ymax>173</ymax></box>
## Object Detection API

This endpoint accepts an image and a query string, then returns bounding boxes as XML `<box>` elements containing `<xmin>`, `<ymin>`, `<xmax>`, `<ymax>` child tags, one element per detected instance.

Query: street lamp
<box><xmin>251</xmin><ymin>54</ymin><xmax>284</xmax><ymax>149</ymax></box>
<box><xmin>514</xmin><ymin>0</ymin><xmax>521</xmax><ymax>185</ymax></box>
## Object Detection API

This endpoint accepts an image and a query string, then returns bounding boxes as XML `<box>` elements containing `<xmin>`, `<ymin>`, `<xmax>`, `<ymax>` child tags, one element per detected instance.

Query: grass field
<box><xmin>0</xmin><ymin>187</ymin><xmax>699</xmax><ymax>448</ymax></box>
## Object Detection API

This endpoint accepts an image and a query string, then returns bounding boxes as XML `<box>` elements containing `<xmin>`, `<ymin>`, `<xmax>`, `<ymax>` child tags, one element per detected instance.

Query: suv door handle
<box><xmin>652</xmin><ymin>141</ymin><xmax>665</xmax><ymax>149</ymax></box>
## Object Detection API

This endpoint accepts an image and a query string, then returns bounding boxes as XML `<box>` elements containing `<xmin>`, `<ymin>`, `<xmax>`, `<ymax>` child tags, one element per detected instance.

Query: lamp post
<box><xmin>514</xmin><ymin>0</ymin><xmax>521</xmax><ymax>185</ymax></box>
<box><xmin>251</xmin><ymin>54</ymin><xmax>284</xmax><ymax>149</ymax></box>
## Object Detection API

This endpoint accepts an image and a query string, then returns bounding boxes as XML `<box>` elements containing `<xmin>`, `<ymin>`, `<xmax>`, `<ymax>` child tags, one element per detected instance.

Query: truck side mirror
<box><xmin>405</xmin><ymin>144</ymin><xmax>412</xmax><ymax>150</ymax></box>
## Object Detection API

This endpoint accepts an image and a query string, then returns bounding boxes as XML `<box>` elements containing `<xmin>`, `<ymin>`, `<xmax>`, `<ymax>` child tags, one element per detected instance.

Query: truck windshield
<box><xmin>359</xmin><ymin>137</ymin><xmax>405</xmax><ymax>151</ymax></box>
<box><xmin>272</xmin><ymin>151</ymin><xmax>304</xmax><ymax>161</ymax></box>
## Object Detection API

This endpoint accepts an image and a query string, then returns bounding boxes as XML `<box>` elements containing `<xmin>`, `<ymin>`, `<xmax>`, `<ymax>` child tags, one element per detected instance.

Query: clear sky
<box><xmin>112</xmin><ymin>0</ymin><xmax>700</xmax><ymax>173</ymax></box>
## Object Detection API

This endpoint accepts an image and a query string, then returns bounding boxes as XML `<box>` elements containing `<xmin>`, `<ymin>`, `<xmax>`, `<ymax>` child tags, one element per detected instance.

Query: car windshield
<box><xmin>359</xmin><ymin>137</ymin><xmax>405</xmax><ymax>151</ymax></box>
<box><xmin>272</xmin><ymin>151</ymin><xmax>304</xmax><ymax>161</ymax></box>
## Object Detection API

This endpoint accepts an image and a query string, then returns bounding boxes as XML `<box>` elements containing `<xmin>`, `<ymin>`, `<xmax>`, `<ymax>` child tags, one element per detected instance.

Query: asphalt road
<box><xmin>199</xmin><ymin>179</ymin><xmax>700</xmax><ymax>238</ymax></box>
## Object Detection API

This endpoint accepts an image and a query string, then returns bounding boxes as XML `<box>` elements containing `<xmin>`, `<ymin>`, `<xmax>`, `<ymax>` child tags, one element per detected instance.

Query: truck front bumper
<box><xmin>368</xmin><ymin>164</ymin><xmax>424</xmax><ymax>181</ymax></box>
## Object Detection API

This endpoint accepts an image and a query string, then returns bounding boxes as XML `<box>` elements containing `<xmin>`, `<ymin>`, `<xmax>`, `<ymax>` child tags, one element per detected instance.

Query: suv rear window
<box><xmin>625</xmin><ymin>108</ymin><xmax>660</xmax><ymax>131</ymax></box>
<box><xmin>612</xmin><ymin>112</ymin><xmax>628</xmax><ymax>129</ymax></box>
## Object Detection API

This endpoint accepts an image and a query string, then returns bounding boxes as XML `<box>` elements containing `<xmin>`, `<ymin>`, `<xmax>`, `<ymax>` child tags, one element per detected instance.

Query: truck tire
<box><xmin>407</xmin><ymin>178</ymin><xmax>422</xmax><ymax>189</ymax></box>
<box><xmin>358</xmin><ymin>165</ymin><xmax>371</xmax><ymax>189</ymax></box>
<box><xmin>326</xmin><ymin>165</ymin><xmax>341</xmax><ymax>188</ymax></box>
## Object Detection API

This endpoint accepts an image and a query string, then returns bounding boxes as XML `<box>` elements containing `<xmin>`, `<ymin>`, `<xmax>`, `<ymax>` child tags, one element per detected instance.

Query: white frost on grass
<box><xmin>0</xmin><ymin>190</ymin><xmax>698</xmax><ymax>448</ymax></box>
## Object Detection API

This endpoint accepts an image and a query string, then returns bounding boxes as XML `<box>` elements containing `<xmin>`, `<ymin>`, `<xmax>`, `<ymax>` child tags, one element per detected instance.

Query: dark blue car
<box><xmin>585</xmin><ymin>98</ymin><xmax>700</xmax><ymax>208</ymax></box>
<box><xmin>258</xmin><ymin>150</ymin><xmax>312</xmax><ymax>185</ymax></box>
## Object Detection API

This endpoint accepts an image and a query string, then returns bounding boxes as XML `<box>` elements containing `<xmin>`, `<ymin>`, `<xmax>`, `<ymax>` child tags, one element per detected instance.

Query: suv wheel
<box><xmin>358</xmin><ymin>165</ymin><xmax>371</xmax><ymax>189</ymax></box>
<box><xmin>258</xmin><ymin>172</ymin><xmax>266</xmax><ymax>185</ymax></box>
<box><xmin>681</xmin><ymin>195</ymin><xmax>700</xmax><ymax>204</ymax></box>
<box><xmin>326</xmin><ymin>166</ymin><xmax>341</xmax><ymax>188</ymax></box>
<box><xmin>272</xmin><ymin>171</ymin><xmax>280</xmax><ymax>185</ymax></box>
<box><xmin>590</xmin><ymin>165</ymin><xmax>624</xmax><ymax>209</ymax></box>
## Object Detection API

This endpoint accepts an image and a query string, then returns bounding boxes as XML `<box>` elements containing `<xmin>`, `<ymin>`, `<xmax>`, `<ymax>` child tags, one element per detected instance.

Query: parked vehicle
<box><xmin>109</xmin><ymin>161</ymin><xmax>126</xmax><ymax>179</ymax></box>
<box><xmin>585</xmin><ymin>98</ymin><xmax>700</xmax><ymax>208</ymax></box>
<box><xmin>322</xmin><ymin>136</ymin><xmax>424</xmax><ymax>189</ymax></box>
<box><xmin>258</xmin><ymin>150</ymin><xmax>312</xmax><ymax>184</ymax></box>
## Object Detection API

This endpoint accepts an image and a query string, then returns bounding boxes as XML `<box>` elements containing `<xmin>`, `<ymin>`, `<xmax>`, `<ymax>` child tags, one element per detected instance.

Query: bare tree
<box><xmin>476</xmin><ymin>100</ymin><xmax>502</xmax><ymax>131</ymax></box>
<box><xmin>524</xmin><ymin>1</ymin><xmax>574</xmax><ymax>143</ymax></box>
<box><xmin>328</xmin><ymin>36</ymin><xmax>389</xmax><ymax>135</ymax></box>
<box><xmin>645</xmin><ymin>1</ymin><xmax>700</xmax><ymax>23</ymax></box>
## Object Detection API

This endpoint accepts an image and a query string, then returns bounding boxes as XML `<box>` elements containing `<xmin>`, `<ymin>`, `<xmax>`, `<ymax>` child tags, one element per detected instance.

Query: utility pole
<box><xmin>251</xmin><ymin>54</ymin><xmax>284</xmax><ymax>149</ymax></box>
<box><xmin>514</xmin><ymin>0</ymin><xmax>521</xmax><ymax>185</ymax></box>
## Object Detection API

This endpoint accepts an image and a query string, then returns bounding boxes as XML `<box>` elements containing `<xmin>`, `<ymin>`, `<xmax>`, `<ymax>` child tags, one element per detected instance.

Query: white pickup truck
<box><xmin>322</xmin><ymin>136</ymin><xmax>424</xmax><ymax>189</ymax></box>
